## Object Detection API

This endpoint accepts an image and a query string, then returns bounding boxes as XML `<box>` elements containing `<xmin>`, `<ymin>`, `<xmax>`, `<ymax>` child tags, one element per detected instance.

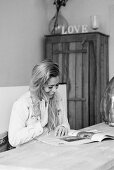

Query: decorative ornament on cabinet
<box><xmin>90</xmin><ymin>15</ymin><xmax>99</xmax><ymax>30</ymax></box>
<box><xmin>49</xmin><ymin>0</ymin><xmax>69</xmax><ymax>35</ymax></box>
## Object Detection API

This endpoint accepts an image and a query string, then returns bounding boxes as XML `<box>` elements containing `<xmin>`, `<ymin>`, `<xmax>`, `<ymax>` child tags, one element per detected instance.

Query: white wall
<box><xmin>0</xmin><ymin>86</ymin><xmax>28</xmax><ymax>133</ymax></box>
<box><xmin>0</xmin><ymin>0</ymin><xmax>48</xmax><ymax>86</ymax></box>
<box><xmin>1</xmin><ymin>0</ymin><xmax>114</xmax><ymax>83</ymax></box>
<box><xmin>46</xmin><ymin>0</ymin><xmax>114</xmax><ymax>80</ymax></box>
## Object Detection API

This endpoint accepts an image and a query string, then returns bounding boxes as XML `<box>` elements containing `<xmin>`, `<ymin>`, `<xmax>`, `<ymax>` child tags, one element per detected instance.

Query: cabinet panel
<box><xmin>45</xmin><ymin>32</ymin><xmax>109</xmax><ymax>129</ymax></box>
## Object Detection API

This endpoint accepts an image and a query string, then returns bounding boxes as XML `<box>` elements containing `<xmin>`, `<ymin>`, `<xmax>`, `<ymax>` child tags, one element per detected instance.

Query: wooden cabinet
<box><xmin>44</xmin><ymin>32</ymin><xmax>109</xmax><ymax>130</ymax></box>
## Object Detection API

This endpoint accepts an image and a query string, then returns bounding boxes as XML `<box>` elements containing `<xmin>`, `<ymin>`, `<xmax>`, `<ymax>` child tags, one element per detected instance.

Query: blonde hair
<box><xmin>29</xmin><ymin>59</ymin><xmax>60</xmax><ymax>131</ymax></box>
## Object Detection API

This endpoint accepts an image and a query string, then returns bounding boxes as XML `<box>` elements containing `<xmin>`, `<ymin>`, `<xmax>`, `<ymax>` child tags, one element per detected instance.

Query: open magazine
<box><xmin>60</xmin><ymin>130</ymin><xmax>114</xmax><ymax>142</ymax></box>
<box><xmin>36</xmin><ymin>129</ymin><xmax>114</xmax><ymax>146</ymax></box>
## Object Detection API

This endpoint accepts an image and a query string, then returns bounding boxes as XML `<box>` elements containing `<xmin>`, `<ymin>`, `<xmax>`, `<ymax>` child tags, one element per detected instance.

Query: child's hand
<box><xmin>40</xmin><ymin>100</ymin><xmax>48</xmax><ymax>127</ymax></box>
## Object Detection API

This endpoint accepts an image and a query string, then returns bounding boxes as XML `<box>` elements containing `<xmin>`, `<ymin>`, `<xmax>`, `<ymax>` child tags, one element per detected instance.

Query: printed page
<box><xmin>91</xmin><ymin>133</ymin><xmax>105</xmax><ymax>142</ymax></box>
<box><xmin>36</xmin><ymin>132</ymin><xmax>92</xmax><ymax>146</ymax></box>
<box><xmin>68</xmin><ymin>130</ymin><xmax>80</xmax><ymax>136</ymax></box>
<box><xmin>36</xmin><ymin>129</ymin><xmax>114</xmax><ymax>146</ymax></box>
<box><xmin>68</xmin><ymin>129</ymin><xmax>100</xmax><ymax>137</ymax></box>
<box><xmin>91</xmin><ymin>133</ymin><xmax>114</xmax><ymax>142</ymax></box>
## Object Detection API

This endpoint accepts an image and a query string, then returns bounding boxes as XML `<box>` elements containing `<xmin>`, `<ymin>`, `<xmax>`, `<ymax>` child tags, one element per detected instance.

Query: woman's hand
<box><xmin>40</xmin><ymin>100</ymin><xmax>48</xmax><ymax>128</ymax></box>
<box><xmin>55</xmin><ymin>126</ymin><xmax>68</xmax><ymax>137</ymax></box>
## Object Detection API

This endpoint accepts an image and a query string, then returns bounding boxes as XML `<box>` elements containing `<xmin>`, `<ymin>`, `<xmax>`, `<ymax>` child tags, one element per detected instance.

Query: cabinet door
<box><xmin>67</xmin><ymin>41</ymin><xmax>89</xmax><ymax>129</ymax></box>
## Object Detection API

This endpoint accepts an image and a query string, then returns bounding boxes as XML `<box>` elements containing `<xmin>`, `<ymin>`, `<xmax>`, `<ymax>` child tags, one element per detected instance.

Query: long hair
<box><xmin>29</xmin><ymin>59</ymin><xmax>60</xmax><ymax>131</ymax></box>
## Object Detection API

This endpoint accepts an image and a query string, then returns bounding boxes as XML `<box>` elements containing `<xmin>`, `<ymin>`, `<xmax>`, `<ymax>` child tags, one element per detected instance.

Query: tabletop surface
<box><xmin>0</xmin><ymin>123</ymin><xmax>114</xmax><ymax>170</ymax></box>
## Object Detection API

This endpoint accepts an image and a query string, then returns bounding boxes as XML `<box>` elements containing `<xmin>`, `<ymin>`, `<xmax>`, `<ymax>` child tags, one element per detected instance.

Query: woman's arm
<box><xmin>8</xmin><ymin>100</ymin><xmax>43</xmax><ymax>147</ymax></box>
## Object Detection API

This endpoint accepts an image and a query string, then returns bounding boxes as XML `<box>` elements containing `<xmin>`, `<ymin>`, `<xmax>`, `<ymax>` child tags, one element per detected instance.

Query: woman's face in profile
<box><xmin>44</xmin><ymin>76</ymin><xmax>59</xmax><ymax>98</ymax></box>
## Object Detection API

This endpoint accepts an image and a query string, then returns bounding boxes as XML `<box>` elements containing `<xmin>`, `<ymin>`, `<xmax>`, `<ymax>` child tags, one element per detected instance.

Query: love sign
<box><xmin>62</xmin><ymin>25</ymin><xmax>88</xmax><ymax>34</ymax></box>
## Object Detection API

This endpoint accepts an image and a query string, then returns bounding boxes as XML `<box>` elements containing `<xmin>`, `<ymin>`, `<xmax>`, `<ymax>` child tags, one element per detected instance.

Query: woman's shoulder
<box><xmin>13</xmin><ymin>91</ymin><xmax>31</xmax><ymax>106</ymax></box>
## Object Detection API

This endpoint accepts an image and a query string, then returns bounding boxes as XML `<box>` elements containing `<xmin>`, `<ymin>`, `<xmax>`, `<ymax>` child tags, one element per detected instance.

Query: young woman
<box><xmin>8</xmin><ymin>60</ymin><xmax>70</xmax><ymax>147</ymax></box>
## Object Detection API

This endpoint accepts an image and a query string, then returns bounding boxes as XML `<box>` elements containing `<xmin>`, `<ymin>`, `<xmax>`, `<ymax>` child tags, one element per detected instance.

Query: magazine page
<box><xmin>36</xmin><ymin>129</ymin><xmax>114</xmax><ymax>146</ymax></box>
<box><xmin>91</xmin><ymin>133</ymin><xmax>114</xmax><ymax>142</ymax></box>
<box><xmin>66</xmin><ymin>129</ymin><xmax>114</xmax><ymax>142</ymax></box>
<box><xmin>68</xmin><ymin>129</ymin><xmax>99</xmax><ymax>137</ymax></box>
<box><xmin>68</xmin><ymin>130</ymin><xmax>81</xmax><ymax>136</ymax></box>
<box><xmin>61</xmin><ymin>131</ymin><xmax>96</xmax><ymax>142</ymax></box>
<box><xmin>36</xmin><ymin>131</ymin><xmax>92</xmax><ymax>146</ymax></box>
<box><xmin>37</xmin><ymin>135</ymin><xmax>92</xmax><ymax>146</ymax></box>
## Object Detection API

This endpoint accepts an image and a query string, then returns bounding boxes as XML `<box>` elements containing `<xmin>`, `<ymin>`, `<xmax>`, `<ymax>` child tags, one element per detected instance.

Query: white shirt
<box><xmin>8</xmin><ymin>91</ymin><xmax>70</xmax><ymax>147</ymax></box>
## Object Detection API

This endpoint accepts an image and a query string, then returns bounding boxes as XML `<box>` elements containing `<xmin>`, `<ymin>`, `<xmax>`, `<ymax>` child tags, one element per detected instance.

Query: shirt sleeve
<box><xmin>8</xmin><ymin>100</ymin><xmax>43</xmax><ymax>147</ymax></box>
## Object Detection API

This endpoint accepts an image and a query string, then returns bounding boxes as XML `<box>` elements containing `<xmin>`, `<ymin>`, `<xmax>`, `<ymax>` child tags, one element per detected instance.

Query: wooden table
<box><xmin>0</xmin><ymin>123</ymin><xmax>114</xmax><ymax>170</ymax></box>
